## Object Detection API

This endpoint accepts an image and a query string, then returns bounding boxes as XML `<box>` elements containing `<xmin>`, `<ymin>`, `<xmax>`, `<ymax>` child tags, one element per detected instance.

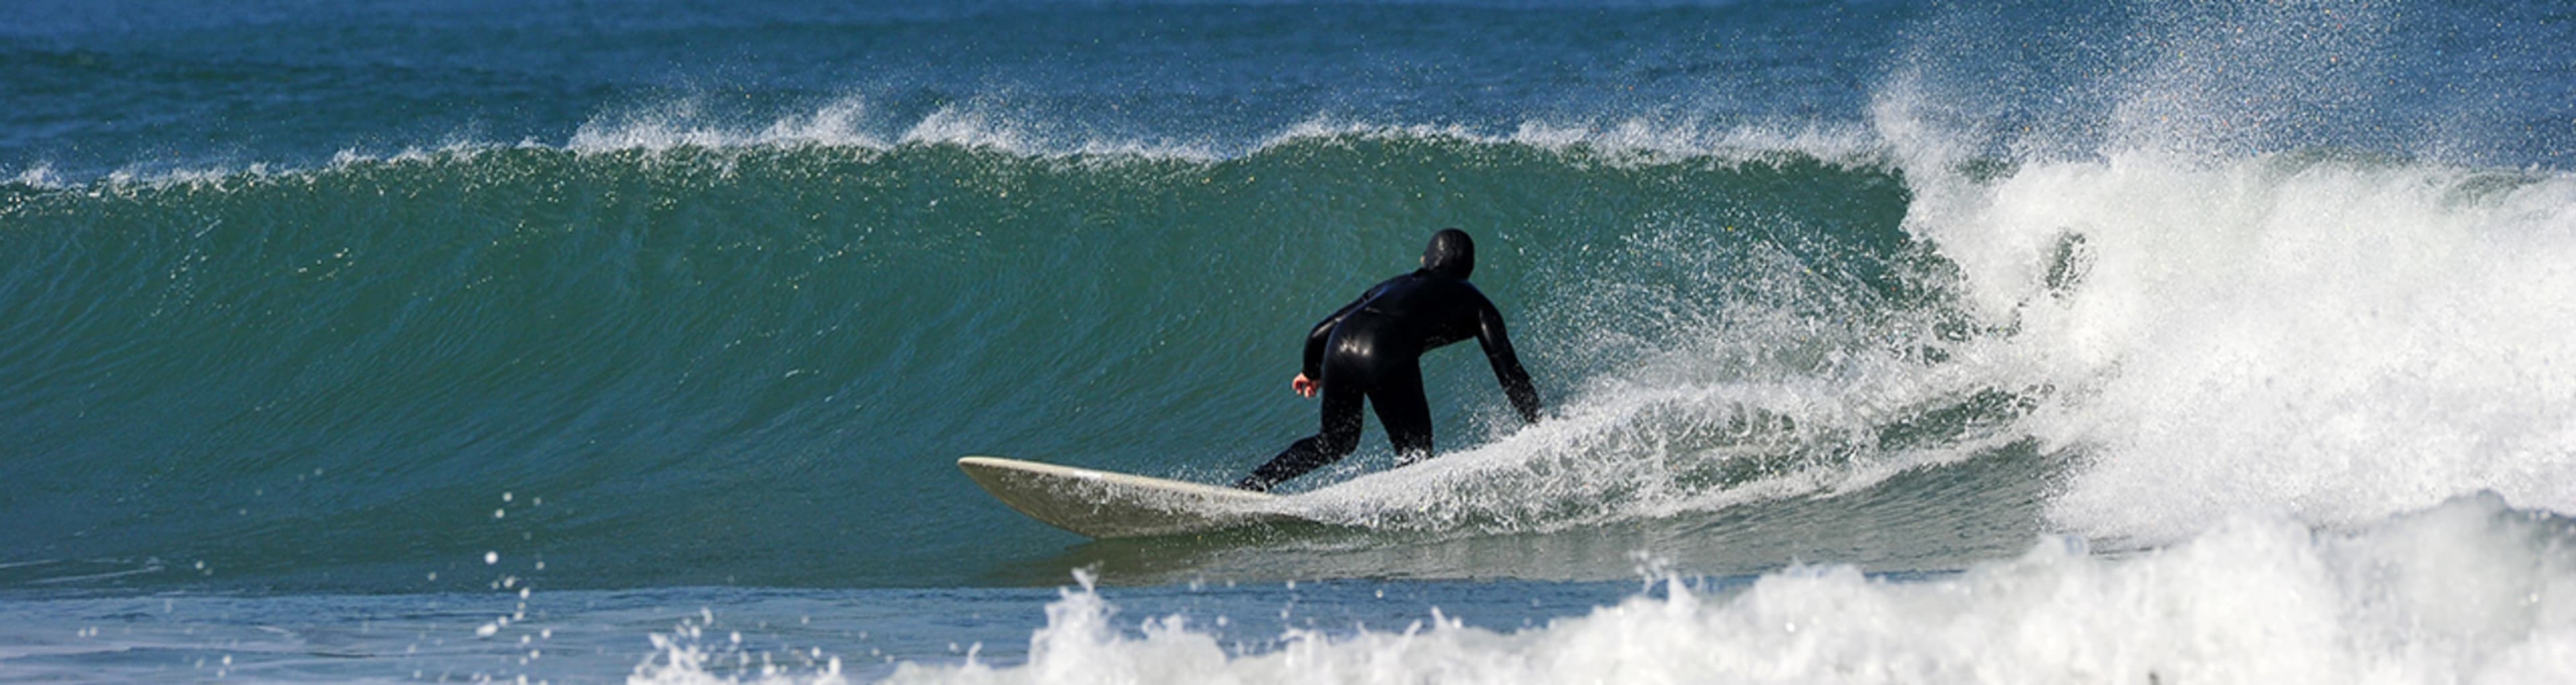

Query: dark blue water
<box><xmin>7</xmin><ymin>1</ymin><xmax>2575</xmax><ymax>682</ymax></box>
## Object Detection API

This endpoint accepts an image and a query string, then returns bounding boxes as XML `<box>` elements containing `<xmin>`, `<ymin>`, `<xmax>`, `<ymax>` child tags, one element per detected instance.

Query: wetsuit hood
<box><xmin>1421</xmin><ymin>228</ymin><xmax>1474</xmax><ymax>280</ymax></box>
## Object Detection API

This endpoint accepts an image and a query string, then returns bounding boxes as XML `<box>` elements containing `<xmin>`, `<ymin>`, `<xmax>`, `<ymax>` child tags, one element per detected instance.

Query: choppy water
<box><xmin>6</xmin><ymin>1</ymin><xmax>2574</xmax><ymax>682</ymax></box>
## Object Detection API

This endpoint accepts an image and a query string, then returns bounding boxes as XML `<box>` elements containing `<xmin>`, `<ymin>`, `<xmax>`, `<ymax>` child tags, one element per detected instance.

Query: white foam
<box><xmin>566</xmin><ymin>96</ymin><xmax>893</xmax><ymax>154</ymax></box>
<box><xmin>1833</xmin><ymin>0</ymin><xmax>2576</xmax><ymax>544</ymax></box>
<box><xmin>776</xmin><ymin>494</ymin><xmax>2576</xmax><ymax>685</ymax></box>
<box><xmin>630</xmin><ymin>605</ymin><xmax>851</xmax><ymax>685</ymax></box>
<box><xmin>1274</xmin><ymin>362</ymin><xmax>2014</xmax><ymax>535</ymax></box>
<box><xmin>562</xmin><ymin>95</ymin><xmax>1229</xmax><ymax>162</ymax></box>
<box><xmin>1234</xmin><ymin>212</ymin><xmax>2025</xmax><ymax>535</ymax></box>
<box><xmin>1262</xmin><ymin>115</ymin><xmax>1884</xmax><ymax>168</ymax></box>
<box><xmin>894</xmin><ymin>105</ymin><xmax>1222</xmax><ymax>162</ymax></box>
<box><xmin>1507</xmin><ymin>118</ymin><xmax>1885</xmax><ymax>166</ymax></box>
<box><xmin>101</xmin><ymin>162</ymin><xmax>271</xmax><ymax>189</ymax></box>
<box><xmin>33</xmin><ymin>99</ymin><xmax>1894</xmax><ymax>190</ymax></box>
<box><xmin>9</xmin><ymin>163</ymin><xmax>64</xmax><ymax>189</ymax></box>
<box><xmin>1893</xmin><ymin>148</ymin><xmax>2576</xmax><ymax>543</ymax></box>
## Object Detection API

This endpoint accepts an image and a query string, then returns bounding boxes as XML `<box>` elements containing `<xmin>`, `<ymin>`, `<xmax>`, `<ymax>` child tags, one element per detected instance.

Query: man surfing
<box><xmin>1235</xmin><ymin>228</ymin><xmax>1543</xmax><ymax>491</ymax></box>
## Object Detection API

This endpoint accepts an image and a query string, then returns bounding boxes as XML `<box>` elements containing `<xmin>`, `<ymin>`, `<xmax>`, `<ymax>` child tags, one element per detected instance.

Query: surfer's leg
<box><xmin>1236</xmin><ymin>380</ymin><xmax>1366</xmax><ymax>491</ymax></box>
<box><xmin>1371</xmin><ymin>362</ymin><xmax>1434</xmax><ymax>466</ymax></box>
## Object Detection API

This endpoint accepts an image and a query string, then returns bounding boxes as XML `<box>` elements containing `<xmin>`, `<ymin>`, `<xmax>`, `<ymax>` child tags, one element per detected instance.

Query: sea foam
<box><xmin>625</xmin><ymin>494</ymin><xmax>2576</xmax><ymax>685</ymax></box>
<box><xmin>1862</xmin><ymin>0</ymin><xmax>2576</xmax><ymax>544</ymax></box>
<box><xmin>1907</xmin><ymin>151</ymin><xmax>2576</xmax><ymax>544</ymax></box>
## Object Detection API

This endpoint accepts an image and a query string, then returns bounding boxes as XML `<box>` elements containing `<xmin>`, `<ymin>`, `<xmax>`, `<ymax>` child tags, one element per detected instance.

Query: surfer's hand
<box><xmin>1293</xmin><ymin>373</ymin><xmax>1318</xmax><ymax>398</ymax></box>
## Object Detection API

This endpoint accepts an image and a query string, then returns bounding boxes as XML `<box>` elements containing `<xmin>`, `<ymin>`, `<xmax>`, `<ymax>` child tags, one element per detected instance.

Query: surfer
<box><xmin>1234</xmin><ymin>228</ymin><xmax>1542</xmax><ymax>492</ymax></box>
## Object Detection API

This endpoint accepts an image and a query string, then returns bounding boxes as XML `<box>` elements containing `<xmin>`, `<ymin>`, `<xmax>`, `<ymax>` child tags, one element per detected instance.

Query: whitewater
<box><xmin>5</xmin><ymin>1</ymin><xmax>2575</xmax><ymax>683</ymax></box>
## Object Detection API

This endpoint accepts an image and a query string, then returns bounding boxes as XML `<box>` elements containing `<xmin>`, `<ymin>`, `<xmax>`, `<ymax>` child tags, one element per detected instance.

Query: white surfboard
<box><xmin>957</xmin><ymin>456</ymin><xmax>1307</xmax><ymax>539</ymax></box>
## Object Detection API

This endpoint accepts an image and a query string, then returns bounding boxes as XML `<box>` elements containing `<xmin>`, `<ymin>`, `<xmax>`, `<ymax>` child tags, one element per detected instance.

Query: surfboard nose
<box><xmin>955</xmin><ymin>455</ymin><xmax>1297</xmax><ymax>538</ymax></box>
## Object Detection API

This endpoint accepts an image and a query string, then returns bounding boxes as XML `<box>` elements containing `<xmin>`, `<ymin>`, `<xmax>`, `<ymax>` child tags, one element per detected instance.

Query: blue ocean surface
<box><xmin>6</xmin><ymin>1</ymin><xmax>2575</xmax><ymax>682</ymax></box>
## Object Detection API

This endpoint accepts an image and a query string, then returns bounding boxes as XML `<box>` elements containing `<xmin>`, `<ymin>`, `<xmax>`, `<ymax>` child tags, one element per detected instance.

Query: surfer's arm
<box><xmin>1474</xmin><ymin>300</ymin><xmax>1542</xmax><ymax>424</ymax></box>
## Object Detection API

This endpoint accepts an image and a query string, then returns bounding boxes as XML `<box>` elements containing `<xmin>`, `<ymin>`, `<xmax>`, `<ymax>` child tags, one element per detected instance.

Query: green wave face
<box><xmin>2</xmin><ymin>135</ymin><xmax>1951</xmax><ymax>590</ymax></box>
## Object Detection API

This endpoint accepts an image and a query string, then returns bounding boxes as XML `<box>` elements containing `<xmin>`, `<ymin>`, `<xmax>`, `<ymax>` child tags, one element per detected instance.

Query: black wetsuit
<box><xmin>1236</xmin><ymin>229</ymin><xmax>1542</xmax><ymax>491</ymax></box>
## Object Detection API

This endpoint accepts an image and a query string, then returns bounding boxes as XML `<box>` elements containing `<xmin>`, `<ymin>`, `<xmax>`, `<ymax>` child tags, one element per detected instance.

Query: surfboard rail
<box><xmin>957</xmin><ymin>456</ymin><xmax>1302</xmax><ymax>538</ymax></box>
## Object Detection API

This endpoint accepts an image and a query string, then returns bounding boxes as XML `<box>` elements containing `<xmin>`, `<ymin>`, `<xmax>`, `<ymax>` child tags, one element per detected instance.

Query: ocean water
<box><xmin>5</xmin><ymin>1</ymin><xmax>2575</xmax><ymax>682</ymax></box>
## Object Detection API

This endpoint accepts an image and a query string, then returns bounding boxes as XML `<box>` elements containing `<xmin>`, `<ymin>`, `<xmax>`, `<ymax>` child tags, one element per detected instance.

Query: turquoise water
<box><xmin>7</xmin><ymin>1</ymin><xmax>2576</xmax><ymax>682</ymax></box>
<box><xmin>3</xmin><ymin>140</ymin><xmax>1937</xmax><ymax>592</ymax></box>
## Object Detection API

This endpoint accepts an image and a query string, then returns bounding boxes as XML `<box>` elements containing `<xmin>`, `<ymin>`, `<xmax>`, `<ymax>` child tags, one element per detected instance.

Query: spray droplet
<box><xmin>485</xmin><ymin>551</ymin><xmax>499</xmax><ymax>565</ymax></box>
